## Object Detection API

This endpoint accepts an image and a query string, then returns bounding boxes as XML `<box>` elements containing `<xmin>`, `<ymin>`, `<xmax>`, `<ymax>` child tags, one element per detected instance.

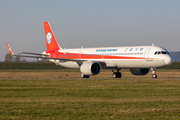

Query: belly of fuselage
<box><xmin>51</xmin><ymin>58</ymin><xmax>166</xmax><ymax>69</ymax></box>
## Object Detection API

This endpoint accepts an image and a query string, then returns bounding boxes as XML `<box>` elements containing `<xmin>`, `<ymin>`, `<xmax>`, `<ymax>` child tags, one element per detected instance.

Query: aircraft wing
<box><xmin>6</xmin><ymin>43</ymin><xmax>108</xmax><ymax>68</ymax></box>
<box><xmin>6</xmin><ymin>43</ymin><xmax>88</xmax><ymax>62</ymax></box>
<box><xmin>20</xmin><ymin>52</ymin><xmax>50</xmax><ymax>57</ymax></box>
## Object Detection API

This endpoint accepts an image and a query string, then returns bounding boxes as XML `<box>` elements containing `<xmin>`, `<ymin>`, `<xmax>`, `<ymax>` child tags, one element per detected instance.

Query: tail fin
<box><xmin>44</xmin><ymin>22</ymin><xmax>61</xmax><ymax>51</ymax></box>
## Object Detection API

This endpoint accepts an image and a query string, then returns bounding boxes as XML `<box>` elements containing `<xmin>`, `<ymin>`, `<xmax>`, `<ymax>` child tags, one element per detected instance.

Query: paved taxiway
<box><xmin>1</xmin><ymin>77</ymin><xmax>180</xmax><ymax>80</ymax></box>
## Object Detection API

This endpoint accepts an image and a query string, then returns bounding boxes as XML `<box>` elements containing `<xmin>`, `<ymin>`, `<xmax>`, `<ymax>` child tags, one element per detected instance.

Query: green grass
<box><xmin>0</xmin><ymin>79</ymin><xmax>180</xmax><ymax>120</ymax></box>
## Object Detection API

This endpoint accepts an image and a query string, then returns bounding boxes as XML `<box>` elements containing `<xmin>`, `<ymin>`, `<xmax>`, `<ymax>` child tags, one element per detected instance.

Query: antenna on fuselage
<box><xmin>152</xmin><ymin>43</ymin><xmax>155</xmax><ymax>46</ymax></box>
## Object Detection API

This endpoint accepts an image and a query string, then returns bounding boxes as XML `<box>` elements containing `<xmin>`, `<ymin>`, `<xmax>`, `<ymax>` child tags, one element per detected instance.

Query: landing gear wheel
<box><xmin>152</xmin><ymin>74</ymin><xmax>157</xmax><ymax>78</ymax></box>
<box><xmin>85</xmin><ymin>75</ymin><xmax>89</xmax><ymax>78</ymax></box>
<box><xmin>117</xmin><ymin>72</ymin><xmax>121</xmax><ymax>78</ymax></box>
<box><xmin>112</xmin><ymin>72</ymin><xmax>121</xmax><ymax>78</ymax></box>
<box><xmin>151</xmin><ymin>68</ymin><xmax>157</xmax><ymax>78</ymax></box>
<box><xmin>81</xmin><ymin>73</ymin><xmax>89</xmax><ymax>78</ymax></box>
<box><xmin>113</xmin><ymin>72</ymin><xmax>117</xmax><ymax>78</ymax></box>
<box><xmin>112</xmin><ymin>68</ymin><xmax>122</xmax><ymax>78</ymax></box>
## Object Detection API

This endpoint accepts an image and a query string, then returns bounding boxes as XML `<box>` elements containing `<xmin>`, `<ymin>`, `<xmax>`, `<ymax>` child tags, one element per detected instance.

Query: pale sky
<box><xmin>1</xmin><ymin>0</ymin><xmax>180</xmax><ymax>61</ymax></box>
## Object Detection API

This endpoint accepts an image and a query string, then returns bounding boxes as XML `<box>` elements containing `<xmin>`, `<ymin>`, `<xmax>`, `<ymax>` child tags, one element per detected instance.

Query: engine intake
<box><xmin>80</xmin><ymin>62</ymin><xmax>101</xmax><ymax>75</ymax></box>
<box><xmin>130</xmin><ymin>68</ymin><xmax>149</xmax><ymax>75</ymax></box>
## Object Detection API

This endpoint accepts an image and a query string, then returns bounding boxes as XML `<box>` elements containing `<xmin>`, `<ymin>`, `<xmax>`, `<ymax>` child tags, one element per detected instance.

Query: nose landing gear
<box><xmin>112</xmin><ymin>68</ymin><xmax>121</xmax><ymax>78</ymax></box>
<box><xmin>151</xmin><ymin>68</ymin><xmax>157</xmax><ymax>78</ymax></box>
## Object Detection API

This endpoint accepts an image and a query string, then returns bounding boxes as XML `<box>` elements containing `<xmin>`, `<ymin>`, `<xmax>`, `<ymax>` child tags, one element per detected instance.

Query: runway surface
<box><xmin>1</xmin><ymin>77</ymin><xmax>180</xmax><ymax>80</ymax></box>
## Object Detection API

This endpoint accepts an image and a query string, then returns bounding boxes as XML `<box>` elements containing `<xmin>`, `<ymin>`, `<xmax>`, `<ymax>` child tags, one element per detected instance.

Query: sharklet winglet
<box><xmin>6</xmin><ymin>43</ymin><xmax>14</xmax><ymax>55</ymax></box>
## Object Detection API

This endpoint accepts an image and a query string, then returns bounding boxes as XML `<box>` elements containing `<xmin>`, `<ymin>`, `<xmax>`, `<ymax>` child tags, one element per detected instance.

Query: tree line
<box><xmin>4</xmin><ymin>53</ymin><xmax>48</xmax><ymax>63</ymax></box>
<box><xmin>4</xmin><ymin>53</ymin><xmax>26</xmax><ymax>62</ymax></box>
<box><xmin>2</xmin><ymin>53</ymin><xmax>64</xmax><ymax>69</ymax></box>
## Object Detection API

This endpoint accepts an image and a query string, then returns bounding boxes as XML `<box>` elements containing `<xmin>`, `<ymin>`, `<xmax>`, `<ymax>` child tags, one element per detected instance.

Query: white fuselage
<box><xmin>48</xmin><ymin>45</ymin><xmax>173</xmax><ymax>69</ymax></box>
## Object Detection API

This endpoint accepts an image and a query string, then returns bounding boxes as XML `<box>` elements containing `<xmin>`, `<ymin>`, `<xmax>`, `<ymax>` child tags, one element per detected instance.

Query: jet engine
<box><xmin>130</xmin><ymin>68</ymin><xmax>149</xmax><ymax>75</ymax></box>
<box><xmin>80</xmin><ymin>62</ymin><xmax>101</xmax><ymax>75</ymax></box>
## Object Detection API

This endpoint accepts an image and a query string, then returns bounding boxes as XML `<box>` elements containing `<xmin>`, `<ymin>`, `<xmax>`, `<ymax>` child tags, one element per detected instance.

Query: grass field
<box><xmin>0</xmin><ymin>69</ymin><xmax>180</xmax><ymax>79</ymax></box>
<box><xmin>0</xmin><ymin>70</ymin><xmax>180</xmax><ymax>119</ymax></box>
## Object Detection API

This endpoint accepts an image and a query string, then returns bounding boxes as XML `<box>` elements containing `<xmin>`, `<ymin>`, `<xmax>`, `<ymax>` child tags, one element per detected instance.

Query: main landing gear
<box><xmin>81</xmin><ymin>73</ymin><xmax>89</xmax><ymax>78</ymax></box>
<box><xmin>112</xmin><ymin>68</ymin><xmax>121</xmax><ymax>78</ymax></box>
<box><xmin>151</xmin><ymin>68</ymin><xmax>157</xmax><ymax>78</ymax></box>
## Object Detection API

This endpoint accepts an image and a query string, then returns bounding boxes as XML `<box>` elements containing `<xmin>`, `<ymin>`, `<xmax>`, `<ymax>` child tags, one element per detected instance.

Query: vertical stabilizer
<box><xmin>44</xmin><ymin>22</ymin><xmax>61</xmax><ymax>51</ymax></box>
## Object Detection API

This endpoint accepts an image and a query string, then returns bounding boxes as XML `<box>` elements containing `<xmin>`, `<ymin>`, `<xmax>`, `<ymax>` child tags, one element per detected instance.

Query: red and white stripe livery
<box><xmin>6</xmin><ymin>22</ymin><xmax>173</xmax><ymax>78</ymax></box>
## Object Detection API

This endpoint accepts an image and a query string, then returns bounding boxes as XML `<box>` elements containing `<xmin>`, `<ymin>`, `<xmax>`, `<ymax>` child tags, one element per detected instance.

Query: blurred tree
<box><xmin>13</xmin><ymin>54</ymin><xmax>27</xmax><ymax>62</ymax></box>
<box><xmin>4</xmin><ymin>53</ymin><xmax>26</xmax><ymax>62</ymax></box>
<box><xmin>21</xmin><ymin>58</ymin><xmax>27</xmax><ymax>62</ymax></box>
<box><xmin>13</xmin><ymin>55</ymin><xmax>21</xmax><ymax>62</ymax></box>
<box><xmin>4</xmin><ymin>53</ymin><xmax>13</xmax><ymax>62</ymax></box>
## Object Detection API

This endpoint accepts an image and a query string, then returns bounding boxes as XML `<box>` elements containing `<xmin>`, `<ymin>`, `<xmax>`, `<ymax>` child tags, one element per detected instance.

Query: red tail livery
<box><xmin>44</xmin><ymin>22</ymin><xmax>61</xmax><ymax>51</ymax></box>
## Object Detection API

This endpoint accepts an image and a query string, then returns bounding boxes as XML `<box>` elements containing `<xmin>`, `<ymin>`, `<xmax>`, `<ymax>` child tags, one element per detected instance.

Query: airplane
<box><xmin>6</xmin><ymin>21</ymin><xmax>173</xmax><ymax>78</ymax></box>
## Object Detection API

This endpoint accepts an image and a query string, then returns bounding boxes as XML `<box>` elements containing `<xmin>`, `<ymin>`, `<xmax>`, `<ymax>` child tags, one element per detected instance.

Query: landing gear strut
<box><xmin>112</xmin><ymin>68</ymin><xmax>121</xmax><ymax>78</ymax></box>
<box><xmin>81</xmin><ymin>73</ymin><xmax>89</xmax><ymax>78</ymax></box>
<box><xmin>151</xmin><ymin>68</ymin><xmax>157</xmax><ymax>78</ymax></box>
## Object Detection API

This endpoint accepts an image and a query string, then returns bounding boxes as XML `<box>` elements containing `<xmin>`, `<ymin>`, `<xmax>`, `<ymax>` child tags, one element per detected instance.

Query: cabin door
<box><xmin>77</xmin><ymin>51</ymin><xmax>82</xmax><ymax>59</ymax></box>
<box><xmin>144</xmin><ymin>48</ymin><xmax>151</xmax><ymax>59</ymax></box>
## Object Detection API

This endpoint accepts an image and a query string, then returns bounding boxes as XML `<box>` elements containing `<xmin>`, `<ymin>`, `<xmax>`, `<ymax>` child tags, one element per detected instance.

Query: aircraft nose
<box><xmin>165</xmin><ymin>55</ymin><xmax>173</xmax><ymax>65</ymax></box>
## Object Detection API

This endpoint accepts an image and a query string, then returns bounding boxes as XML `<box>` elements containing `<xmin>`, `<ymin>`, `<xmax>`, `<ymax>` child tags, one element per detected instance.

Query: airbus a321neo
<box><xmin>6</xmin><ymin>22</ymin><xmax>173</xmax><ymax>78</ymax></box>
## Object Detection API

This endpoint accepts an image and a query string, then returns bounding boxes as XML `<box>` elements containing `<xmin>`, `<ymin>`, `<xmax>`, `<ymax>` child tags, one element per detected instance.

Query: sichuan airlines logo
<box><xmin>46</xmin><ymin>32</ymin><xmax>52</xmax><ymax>44</ymax></box>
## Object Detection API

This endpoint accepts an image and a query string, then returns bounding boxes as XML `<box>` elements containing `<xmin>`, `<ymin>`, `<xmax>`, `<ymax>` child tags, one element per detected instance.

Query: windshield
<box><xmin>154</xmin><ymin>51</ymin><xmax>168</xmax><ymax>55</ymax></box>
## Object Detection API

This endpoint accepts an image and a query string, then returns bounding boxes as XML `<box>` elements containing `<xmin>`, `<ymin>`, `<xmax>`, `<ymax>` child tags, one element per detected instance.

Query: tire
<box><xmin>113</xmin><ymin>72</ymin><xmax>117</xmax><ymax>78</ymax></box>
<box><xmin>113</xmin><ymin>72</ymin><xmax>121</xmax><ymax>78</ymax></box>
<box><xmin>81</xmin><ymin>73</ymin><xmax>89</xmax><ymax>78</ymax></box>
<box><xmin>81</xmin><ymin>73</ymin><xmax>86</xmax><ymax>78</ymax></box>
<box><xmin>85</xmin><ymin>75</ymin><xmax>89</xmax><ymax>78</ymax></box>
<box><xmin>117</xmin><ymin>72</ymin><xmax>121</xmax><ymax>78</ymax></box>
<box><xmin>152</xmin><ymin>74</ymin><xmax>157</xmax><ymax>78</ymax></box>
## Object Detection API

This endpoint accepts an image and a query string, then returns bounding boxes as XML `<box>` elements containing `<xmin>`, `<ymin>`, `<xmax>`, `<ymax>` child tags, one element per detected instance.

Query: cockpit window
<box><xmin>161</xmin><ymin>51</ymin><xmax>167</xmax><ymax>54</ymax></box>
<box><xmin>154</xmin><ymin>51</ymin><xmax>168</xmax><ymax>55</ymax></box>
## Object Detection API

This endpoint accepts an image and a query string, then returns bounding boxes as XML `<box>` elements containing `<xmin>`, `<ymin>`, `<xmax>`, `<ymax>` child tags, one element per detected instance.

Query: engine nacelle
<box><xmin>80</xmin><ymin>62</ymin><xmax>101</xmax><ymax>75</ymax></box>
<box><xmin>130</xmin><ymin>68</ymin><xmax>149</xmax><ymax>75</ymax></box>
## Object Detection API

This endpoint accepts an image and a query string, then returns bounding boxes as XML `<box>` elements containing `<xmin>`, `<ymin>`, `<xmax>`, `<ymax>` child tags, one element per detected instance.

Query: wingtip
<box><xmin>6</xmin><ymin>43</ymin><xmax>14</xmax><ymax>55</ymax></box>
